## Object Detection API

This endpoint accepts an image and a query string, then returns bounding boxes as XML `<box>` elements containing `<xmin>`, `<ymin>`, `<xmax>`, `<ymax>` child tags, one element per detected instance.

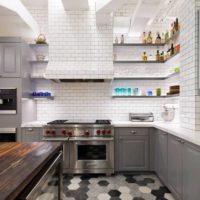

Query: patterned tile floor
<box><xmin>60</xmin><ymin>173</ymin><xmax>176</xmax><ymax>200</ymax></box>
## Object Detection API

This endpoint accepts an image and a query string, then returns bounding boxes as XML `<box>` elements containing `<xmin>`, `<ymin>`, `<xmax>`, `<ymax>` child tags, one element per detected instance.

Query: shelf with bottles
<box><xmin>113</xmin><ymin>44</ymin><xmax>180</xmax><ymax>64</ymax></box>
<box><xmin>113</xmin><ymin>72</ymin><xmax>180</xmax><ymax>80</ymax></box>
<box><xmin>114</xmin><ymin>18</ymin><xmax>180</xmax><ymax>47</ymax></box>
<box><xmin>112</xmin><ymin>94</ymin><xmax>179</xmax><ymax>99</ymax></box>
<box><xmin>31</xmin><ymin>91</ymin><xmax>54</xmax><ymax>100</ymax></box>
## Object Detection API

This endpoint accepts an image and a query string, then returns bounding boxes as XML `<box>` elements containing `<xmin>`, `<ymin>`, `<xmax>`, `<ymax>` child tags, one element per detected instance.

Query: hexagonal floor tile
<box><xmin>68</xmin><ymin>183</ymin><xmax>80</xmax><ymax>190</ymax></box>
<box><xmin>98</xmin><ymin>180</ymin><xmax>110</xmax><ymax>187</ymax></box>
<box><xmin>97</xmin><ymin>193</ymin><xmax>110</xmax><ymax>200</ymax></box>
<box><xmin>125</xmin><ymin>177</ymin><xmax>136</xmax><ymax>183</ymax></box>
<box><xmin>120</xmin><ymin>193</ymin><xmax>133</xmax><ymax>200</ymax></box>
<box><xmin>118</xmin><ymin>186</ymin><xmax>130</xmax><ymax>193</ymax></box>
<box><xmin>108</xmin><ymin>190</ymin><xmax>121</xmax><ymax>197</ymax></box>
<box><xmin>164</xmin><ymin>193</ymin><xmax>176</xmax><ymax>200</ymax></box>
<box><xmin>139</xmin><ymin>186</ymin><xmax>151</xmax><ymax>194</ymax></box>
<box><xmin>133</xmin><ymin>198</ymin><xmax>145</xmax><ymax>200</ymax></box>
<box><xmin>70</xmin><ymin>177</ymin><xmax>81</xmax><ymax>184</ymax></box>
<box><xmin>144</xmin><ymin>178</ymin><xmax>155</xmax><ymax>184</ymax></box>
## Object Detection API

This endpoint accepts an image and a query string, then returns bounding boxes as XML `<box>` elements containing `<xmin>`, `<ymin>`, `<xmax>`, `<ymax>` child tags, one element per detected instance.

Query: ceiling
<box><xmin>20</xmin><ymin>0</ymin><xmax>48</xmax><ymax>7</ymax></box>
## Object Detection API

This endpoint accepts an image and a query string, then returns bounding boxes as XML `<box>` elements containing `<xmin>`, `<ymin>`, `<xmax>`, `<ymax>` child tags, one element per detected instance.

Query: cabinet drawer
<box><xmin>118</xmin><ymin>128</ymin><xmax>148</xmax><ymax>136</ymax></box>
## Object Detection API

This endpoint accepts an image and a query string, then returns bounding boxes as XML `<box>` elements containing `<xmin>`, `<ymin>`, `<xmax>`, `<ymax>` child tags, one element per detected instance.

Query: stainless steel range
<box><xmin>43</xmin><ymin>120</ymin><xmax>114</xmax><ymax>175</ymax></box>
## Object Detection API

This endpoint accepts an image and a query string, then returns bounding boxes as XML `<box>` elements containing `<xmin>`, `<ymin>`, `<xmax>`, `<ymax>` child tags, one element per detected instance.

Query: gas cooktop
<box><xmin>47</xmin><ymin>120</ymin><xmax>111</xmax><ymax>125</ymax></box>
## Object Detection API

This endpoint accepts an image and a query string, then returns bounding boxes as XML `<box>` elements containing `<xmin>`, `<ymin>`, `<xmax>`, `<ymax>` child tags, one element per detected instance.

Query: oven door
<box><xmin>69</xmin><ymin>138</ymin><xmax>114</xmax><ymax>171</ymax></box>
<box><xmin>0</xmin><ymin>128</ymin><xmax>16</xmax><ymax>142</ymax></box>
<box><xmin>0</xmin><ymin>89</ymin><xmax>17</xmax><ymax>114</ymax></box>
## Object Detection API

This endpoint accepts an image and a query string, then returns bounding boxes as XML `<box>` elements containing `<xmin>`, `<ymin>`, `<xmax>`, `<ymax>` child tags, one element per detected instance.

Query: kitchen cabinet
<box><xmin>167</xmin><ymin>135</ymin><xmax>182</xmax><ymax>200</ymax></box>
<box><xmin>182</xmin><ymin>141</ymin><xmax>200</xmax><ymax>200</ymax></box>
<box><xmin>115</xmin><ymin>128</ymin><xmax>149</xmax><ymax>171</ymax></box>
<box><xmin>0</xmin><ymin>43</ymin><xmax>20</xmax><ymax>77</ymax></box>
<box><xmin>155</xmin><ymin>130</ymin><xmax>168</xmax><ymax>184</ymax></box>
<box><xmin>21</xmin><ymin>128</ymin><xmax>43</xmax><ymax>142</ymax></box>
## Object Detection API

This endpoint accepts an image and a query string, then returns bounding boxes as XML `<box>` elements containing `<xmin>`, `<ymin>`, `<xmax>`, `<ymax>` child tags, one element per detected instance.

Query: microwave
<box><xmin>0</xmin><ymin>89</ymin><xmax>17</xmax><ymax>114</ymax></box>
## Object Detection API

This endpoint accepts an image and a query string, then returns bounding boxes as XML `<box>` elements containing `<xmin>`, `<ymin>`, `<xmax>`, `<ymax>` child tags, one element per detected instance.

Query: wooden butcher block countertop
<box><xmin>0</xmin><ymin>142</ymin><xmax>62</xmax><ymax>200</ymax></box>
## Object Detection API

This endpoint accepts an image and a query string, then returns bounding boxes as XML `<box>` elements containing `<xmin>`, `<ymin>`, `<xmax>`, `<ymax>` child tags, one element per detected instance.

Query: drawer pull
<box><xmin>181</xmin><ymin>140</ymin><xmax>185</xmax><ymax>144</ymax></box>
<box><xmin>131</xmin><ymin>131</ymin><xmax>136</xmax><ymax>134</ymax></box>
<box><xmin>27</xmin><ymin>128</ymin><xmax>33</xmax><ymax>132</ymax></box>
<box><xmin>177</xmin><ymin>138</ymin><xmax>181</xmax><ymax>142</ymax></box>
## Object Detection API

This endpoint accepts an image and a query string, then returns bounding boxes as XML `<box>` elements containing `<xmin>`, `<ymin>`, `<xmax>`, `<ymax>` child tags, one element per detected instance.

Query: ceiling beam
<box><xmin>61</xmin><ymin>0</ymin><xmax>89</xmax><ymax>10</ymax></box>
<box><xmin>0</xmin><ymin>0</ymin><xmax>39</xmax><ymax>36</ymax></box>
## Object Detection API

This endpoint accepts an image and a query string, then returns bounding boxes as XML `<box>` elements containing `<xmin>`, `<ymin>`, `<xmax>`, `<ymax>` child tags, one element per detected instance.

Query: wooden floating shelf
<box><xmin>113</xmin><ymin>31</ymin><xmax>180</xmax><ymax>47</ymax></box>
<box><xmin>31</xmin><ymin>96</ymin><xmax>54</xmax><ymax>100</ymax></box>
<box><xmin>112</xmin><ymin>94</ymin><xmax>179</xmax><ymax>98</ymax></box>
<box><xmin>29</xmin><ymin>60</ymin><xmax>49</xmax><ymax>64</ymax></box>
<box><xmin>114</xmin><ymin>72</ymin><xmax>180</xmax><ymax>80</ymax></box>
<box><xmin>29</xmin><ymin>44</ymin><xmax>49</xmax><ymax>47</ymax></box>
<box><xmin>114</xmin><ymin>52</ymin><xmax>180</xmax><ymax>64</ymax></box>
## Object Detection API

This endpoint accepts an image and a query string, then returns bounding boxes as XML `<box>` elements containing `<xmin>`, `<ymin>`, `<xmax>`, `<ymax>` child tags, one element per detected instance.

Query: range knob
<box><xmin>67</xmin><ymin>131</ymin><xmax>72</xmax><ymax>137</ymax></box>
<box><xmin>96</xmin><ymin>130</ymin><xmax>101</xmax><ymax>135</ymax></box>
<box><xmin>85</xmin><ymin>130</ymin><xmax>90</xmax><ymax>136</ymax></box>
<box><xmin>107</xmin><ymin>130</ymin><xmax>111</xmax><ymax>135</ymax></box>
<box><xmin>62</xmin><ymin>130</ymin><xmax>67</xmax><ymax>135</ymax></box>
<box><xmin>102</xmin><ymin>130</ymin><xmax>106</xmax><ymax>135</ymax></box>
<box><xmin>51</xmin><ymin>130</ymin><xmax>56</xmax><ymax>136</ymax></box>
<box><xmin>46</xmin><ymin>130</ymin><xmax>50</xmax><ymax>134</ymax></box>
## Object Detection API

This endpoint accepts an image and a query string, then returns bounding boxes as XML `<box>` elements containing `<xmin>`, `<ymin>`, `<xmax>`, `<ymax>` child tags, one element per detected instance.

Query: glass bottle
<box><xmin>142</xmin><ymin>51</ymin><xmax>148</xmax><ymax>61</ymax></box>
<box><xmin>147</xmin><ymin>31</ymin><xmax>153</xmax><ymax>44</ymax></box>
<box><xmin>156</xmin><ymin>50</ymin><xmax>160</xmax><ymax>61</ymax></box>
<box><xmin>120</xmin><ymin>34</ymin><xmax>124</xmax><ymax>44</ymax></box>
<box><xmin>142</xmin><ymin>32</ymin><xmax>147</xmax><ymax>44</ymax></box>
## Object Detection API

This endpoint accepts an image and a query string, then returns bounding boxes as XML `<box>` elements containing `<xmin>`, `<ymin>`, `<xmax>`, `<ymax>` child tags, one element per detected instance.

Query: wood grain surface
<box><xmin>0</xmin><ymin>142</ymin><xmax>62</xmax><ymax>200</ymax></box>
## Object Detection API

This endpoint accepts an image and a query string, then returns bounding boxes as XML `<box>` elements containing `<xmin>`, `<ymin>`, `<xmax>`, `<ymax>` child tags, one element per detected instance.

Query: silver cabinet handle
<box><xmin>27</xmin><ymin>128</ymin><xmax>33</xmax><ymax>132</ymax></box>
<box><xmin>131</xmin><ymin>130</ymin><xmax>136</xmax><ymax>134</ymax></box>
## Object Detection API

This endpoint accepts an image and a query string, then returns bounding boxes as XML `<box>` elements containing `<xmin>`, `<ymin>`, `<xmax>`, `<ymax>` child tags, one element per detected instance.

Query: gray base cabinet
<box><xmin>22</xmin><ymin>128</ymin><xmax>43</xmax><ymax>142</ymax></box>
<box><xmin>155</xmin><ymin>130</ymin><xmax>168</xmax><ymax>184</ymax></box>
<box><xmin>182</xmin><ymin>142</ymin><xmax>200</xmax><ymax>200</ymax></box>
<box><xmin>167</xmin><ymin>135</ymin><xmax>182</xmax><ymax>200</ymax></box>
<box><xmin>115</xmin><ymin>128</ymin><xmax>149</xmax><ymax>171</ymax></box>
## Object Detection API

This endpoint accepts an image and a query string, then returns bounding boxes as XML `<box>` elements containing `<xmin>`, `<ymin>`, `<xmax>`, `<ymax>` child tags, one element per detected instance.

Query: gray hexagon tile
<box><xmin>61</xmin><ymin>173</ymin><xmax>175</xmax><ymax>200</ymax></box>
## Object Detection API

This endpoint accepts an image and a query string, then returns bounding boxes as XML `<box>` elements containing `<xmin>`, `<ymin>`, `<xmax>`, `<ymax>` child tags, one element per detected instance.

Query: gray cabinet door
<box><xmin>118</xmin><ymin>135</ymin><xmax>149</xmax><ymax>171</ymax></box>
<box><xmin>157</xmin><ymin>130</ymin><xmax>168</xmax><ymax>184</ymax></box>
<box><xmin>22</xmin><ymin>128</ymin><xmax>42</xmax><ymax>142</ymax></box>
<box><xmin>168</xmin><ymin>135</ymin><xmax>182</xmax><ymax>200</ymax></box>
<box><xmin>0</xmin><ymin>43</ymin><xmax>20</xmax><ymax>77</ymax></box>
<box><xmin>183</xmin><ymin>141</ymin><xmax>200</xmax><ymax>200</ymax></box>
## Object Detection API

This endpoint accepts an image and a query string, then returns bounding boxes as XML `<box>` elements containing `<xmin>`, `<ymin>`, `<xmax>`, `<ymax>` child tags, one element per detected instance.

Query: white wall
<box><xmin>29</xmin><ymin>0</ymin><xmax>180</xmax><ymax>123</ymax></box>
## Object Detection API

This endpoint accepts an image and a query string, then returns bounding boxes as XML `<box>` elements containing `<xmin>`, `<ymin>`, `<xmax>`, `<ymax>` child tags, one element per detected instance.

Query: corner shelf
<box><xmin>112</xmin><ymin>94</ymin><xmax>179</xmax><ymax>99</ymax></box>
<box><xmin>113</xmin><ymin>72</ymin><xmax>180</xmax><ymax>80</ymax></box>
<box><xmin>31</xmin><ymin>96</ymin><xmax>54</xmax><ymax>100</ymax></box>
<box><xmin>29</xmin><ymin>60</ymin><xmax>49</xmax><ymax>64</ymax></box>
<box><xmin>113</xmin><ymin>60</ymin><xmax>164</xmax><ymax>64</ymax></box>
<box><xmin>113</xmin><ymin>31</ymin><xmax>180</xmax><ymax>47</ymax></box>
<box><xmin>29</xmin><ymin>44</ymin><xmax>49</xmax><ymax>48</ymax></box>
<box><xmin>113</xmin><ymin>52</ymin><xmax>180</xmax><ymax>64</ymax></box>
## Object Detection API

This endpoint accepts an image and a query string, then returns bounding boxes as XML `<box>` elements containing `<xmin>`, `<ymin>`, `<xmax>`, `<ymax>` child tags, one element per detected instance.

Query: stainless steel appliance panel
<box><xmin>0</xmin><ymin>89</ymin><xmax>17</xmax><ymax>114</ymax></box>
<box><xmin>0</xmin><ymin>128</ymin><xmax>16</xmax><ymax>142</ymax></box>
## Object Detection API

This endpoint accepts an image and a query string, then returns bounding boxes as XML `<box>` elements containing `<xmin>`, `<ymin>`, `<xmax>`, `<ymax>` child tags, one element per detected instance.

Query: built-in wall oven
<box><xmin>0</xmin><ymin>128</ymin><xmax>16</xmax><ymax>142</ymax></box>
<box><xmin>0</xmin><ymin>88</ymin><xmax>17</xmax><ymax>114</ymax></box>
<box><xmin>69</xmin><ymin>137</ymin><xmax>114</xmax><ymax>175</ymax></box>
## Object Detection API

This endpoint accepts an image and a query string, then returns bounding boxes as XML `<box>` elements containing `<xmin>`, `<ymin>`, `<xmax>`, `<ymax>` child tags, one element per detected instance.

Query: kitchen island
<box><xmin>0</xmin><ymin>142</ymin><xmax>62</xmax><ymax>200</ymax></box>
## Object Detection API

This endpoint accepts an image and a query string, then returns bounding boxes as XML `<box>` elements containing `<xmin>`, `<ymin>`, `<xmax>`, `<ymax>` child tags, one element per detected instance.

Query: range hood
<box><xmin>45</xmin><ymin>62</ymin><xmax>113</xmax><ymax>82</ymax></box>
<box><xmin>47</xmin><ymin>0</ymin><xmax>113</xmax><ymax>82</ymax></box>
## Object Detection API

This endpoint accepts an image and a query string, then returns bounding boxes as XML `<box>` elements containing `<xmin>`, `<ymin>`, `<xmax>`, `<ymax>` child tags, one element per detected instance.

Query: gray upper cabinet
<box><xmin>167</xmin><ymin>135</ymin><xmax>182</xmax><ymax>200</ymax></box>
<box><xmin>116</xmin><ymin>128</ymin><xmax>149</xmax><ymax>171</ymax></box>
<box><xmin>182</xmin><ymin>141</ymin><xmax>200</xmax><ymax>200</ymax></box>
<box><xmin>155</xmin><ymin>130</ymin><xmax>168</xmax><ymax>184</ymax></box>
<box><xmin>0</xmin><ymin>43</ymin><xmax>21</xmax><ymax>77</ymax></box>
<box><xmin>21</xmin><ymin>128</ymin><xmax>43</xmax><ymax>142</ymax></box>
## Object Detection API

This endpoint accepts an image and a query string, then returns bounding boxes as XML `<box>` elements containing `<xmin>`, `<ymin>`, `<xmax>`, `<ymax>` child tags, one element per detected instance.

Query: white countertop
<box><xmin>21</xmin><ymin>120</ymin><xmax>200</xmax><ymax>146</ymax></box>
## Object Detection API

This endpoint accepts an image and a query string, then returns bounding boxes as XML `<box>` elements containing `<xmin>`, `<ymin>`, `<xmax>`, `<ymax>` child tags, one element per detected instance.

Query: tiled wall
<box><xmin>29</xmin><ymin>0</ymin><xmax>179</xmax><ymax>123</ymax></box>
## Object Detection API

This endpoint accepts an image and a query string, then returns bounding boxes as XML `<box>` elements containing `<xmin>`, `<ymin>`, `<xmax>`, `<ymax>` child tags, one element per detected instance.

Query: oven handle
<box><xmin>69</xmin><ymin>137</ymin><xmax>114</xmax><ymax>141</ymax></box>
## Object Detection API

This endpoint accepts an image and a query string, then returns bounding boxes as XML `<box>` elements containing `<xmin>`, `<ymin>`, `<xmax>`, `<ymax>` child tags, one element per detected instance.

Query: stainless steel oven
<box><xmin>69</xmin><ymin>137</ymin><xmax>114</xmax><ymax>175</ymax></box>
<box><xmin>0</xmin><ymin>128</ymin><xmax>16</xmax><ymax>142</ymax></box>
<box><xmin>0</xmin><ymin>88</ymin><xmax>17</xmax><ymax>114</ymax></box>
<box><xmin>18</xmin><ymin>152</ymin><xmax>63</xmax><ymax>200</ymax></box>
